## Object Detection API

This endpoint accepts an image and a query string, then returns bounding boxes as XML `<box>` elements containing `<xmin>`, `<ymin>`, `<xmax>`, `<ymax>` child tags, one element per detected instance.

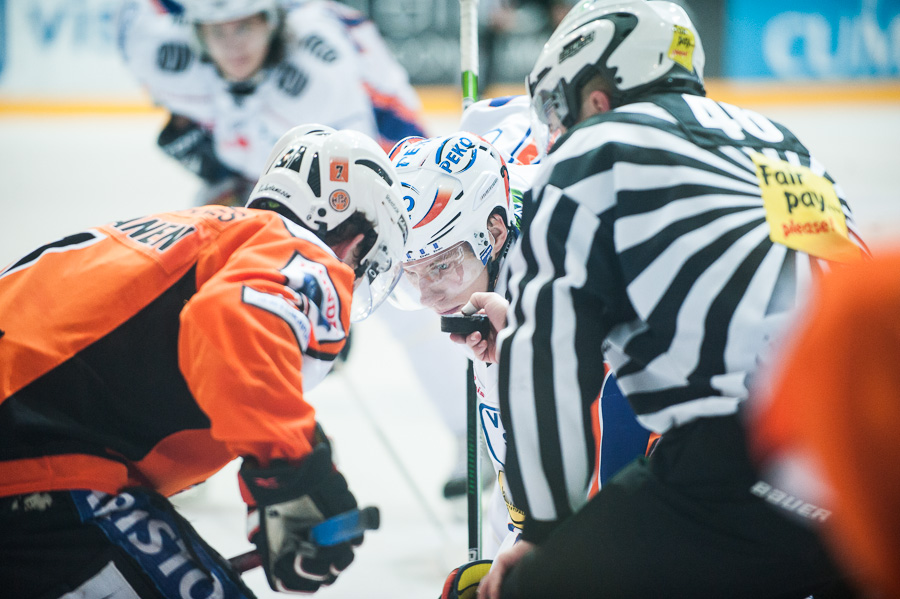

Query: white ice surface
<box><xmin>0</xmin><ymin>104</ymin><xmax>897</xmax><ymax>598</ymax></box>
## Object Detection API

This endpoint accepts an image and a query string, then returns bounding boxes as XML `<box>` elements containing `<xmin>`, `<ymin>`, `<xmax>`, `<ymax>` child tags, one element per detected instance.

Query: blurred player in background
<box><xmin>465</xmin><ymin>0</ymin><xmax>868</xmax><ymax>597</ymax></box>
<box><xmin>749</xmin><ymin>250</ymin><xmax>900</xmax><ymax>599</ymax></box>
<box><xmin>117</xmin><ymin>0</ymin><xmax>471</xmax><ymax>502</ymax></box>
<box><xmin>117</xmin><ymin>0</ymin><xmax>427</xmax><ymax>207</ymax></box>
<box><xmin>0</xmin><ymin>125</ymin><xmax>407</xmax><ymax>597</ymax></box>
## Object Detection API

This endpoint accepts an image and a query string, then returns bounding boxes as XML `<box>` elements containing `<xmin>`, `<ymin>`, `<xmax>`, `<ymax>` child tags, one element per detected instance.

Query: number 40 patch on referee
<box><xmin>751</xmin><ymin>152</ymin><xmax>861</xmax><ymax>263</ymax></box>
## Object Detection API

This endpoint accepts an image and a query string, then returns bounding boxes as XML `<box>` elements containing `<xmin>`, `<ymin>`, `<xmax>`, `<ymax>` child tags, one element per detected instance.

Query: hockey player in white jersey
<box><xmin>389</xmin><ymin>132</ymin><xmax>531</xmax><ymax>560</ymax></box>
<box><xmin>117</xmin><ymin>0</ymin><xmax>427</xmax><ymax>206</ymax></box>
<box><xmin>389</xmin><ymin>114</ymin><xmax>656</xmax><ymax>573</ymax></box>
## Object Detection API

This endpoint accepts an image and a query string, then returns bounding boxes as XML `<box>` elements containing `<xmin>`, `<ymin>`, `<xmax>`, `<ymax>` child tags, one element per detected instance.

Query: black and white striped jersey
<box><xmin>497</xmin><ymin>91</ymin><xmax>868</xmax><ymax>536</ymax></box>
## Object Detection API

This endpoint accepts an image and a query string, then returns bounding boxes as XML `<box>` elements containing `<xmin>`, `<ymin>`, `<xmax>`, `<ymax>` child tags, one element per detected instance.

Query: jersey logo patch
<box><xmin>276</xmin><ymin>64</ymin><xmax>309</xmax><ymax>97</ymax></box>
<box><xmin>329</xmin><ymin>189</ymin><xmax>350</xmax><ymax>212</ymax></box>
<box><xmin>301</xmin><ymin>34</ymin><xmax>339</xmax><ymax>62</ymax></box>
<box><xmin>752</xmin><ymin>152</ymin><xmax>861</xmax><ymax>263</ymax></box>
<box><xmin>156</xmin><ymin>42</ymin><xmax>193</xmax><ymax>72</ymax></box>
<box><xmin>479</xmin><ymin>404</ymin><xmax>507</xmax><ymax>466</ymax></box>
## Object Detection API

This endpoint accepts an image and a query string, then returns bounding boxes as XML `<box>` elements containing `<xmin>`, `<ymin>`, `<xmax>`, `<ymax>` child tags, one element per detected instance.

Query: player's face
<box><xmin>402</xmin><ymin>242</ymin><xmax>489</xmax><ymax>315</ymax></box>
<box><xmin>199</xmin><ymin>14</ymin><xmax>271</xmax><ymax>82</ymax></box>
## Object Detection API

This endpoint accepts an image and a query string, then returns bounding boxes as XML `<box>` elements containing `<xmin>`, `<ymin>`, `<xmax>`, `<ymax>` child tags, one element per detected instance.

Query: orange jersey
<box><xmin>749</xmin><ymin>250</ymin><xmax>900</xmax><ymax>598</ymax></box>
<box><xmin>0</xmin><ymin>206</ymin><xmax>354</xmax><ymax>498</ymax></box>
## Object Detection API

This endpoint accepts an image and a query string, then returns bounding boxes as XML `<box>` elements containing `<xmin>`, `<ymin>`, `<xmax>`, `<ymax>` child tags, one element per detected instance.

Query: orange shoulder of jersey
<box><xmin>0</xmin><ymin>207</ymin><xmax>355</xmax><ymax>471</ymax></box>
<box><xmin>748</xmin><ymin>251</ymin><xmax>900</xmax><ymax>598</ymax></box>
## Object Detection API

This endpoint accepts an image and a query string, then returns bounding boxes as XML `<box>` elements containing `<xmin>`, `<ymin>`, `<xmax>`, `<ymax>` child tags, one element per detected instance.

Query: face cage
<box><xmin>350</xmin><ymin>245</ymin><xmax>403</xmax><ymax>322</ymax></box>
<box><xmin>530</xmin><ymin>80</ymin><xmax>571</xmax><ymax>158</ymax></box>
<box><xmin>389</xmin><ymin>241</ymin><xmax>488</xmax><ymax>312</ymax></box>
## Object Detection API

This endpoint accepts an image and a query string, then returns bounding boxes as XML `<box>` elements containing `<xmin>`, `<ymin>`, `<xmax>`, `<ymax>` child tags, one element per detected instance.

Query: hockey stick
<box><xmin>460</xmin><ymin>0</ymin><xmax>480</xmax><ymax>111</ymax></box>
<box><xmin>460</xmin><ymin>0</ymin><xmax>483</xmax><ymax>562</ymax></box>
<box><xmin>466</xmin><ymin>359</ymin><xmax>482</xmax><ymax>561</ymax></box>
<box><xmin>228</xmin><ymin>506</ymin><xmax>380</xmax><ymax>573</ymax></box>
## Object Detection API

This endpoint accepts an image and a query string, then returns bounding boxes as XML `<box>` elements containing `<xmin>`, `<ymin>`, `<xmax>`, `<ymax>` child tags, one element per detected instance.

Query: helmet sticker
<box><xmin>559</xmin><ymin>32</ymin><xmax>595</xmax><ymax>63</ymax></box>
<box><xmin>668</xmin><ymin>25</ymin><xmax>696</xmax><ymax>72</ymax></box>
<box><xmin>414</xmin><ymin>187</ymin><xmax>453</xmax><ymax>229</ymax></box>
<box><xmin>330</xmin><ymin>157</ymin><xmax>349</xmax><ymax>182</ymax></box>
<box><xmin>437</xmin><ymin>136</ymin><xmax>476</xmax><ymax>174</ymax></box>
<box><xmin>329</xmin><ymin>189</ymin><xmax>350</xmax><ymax>212</ymax></box>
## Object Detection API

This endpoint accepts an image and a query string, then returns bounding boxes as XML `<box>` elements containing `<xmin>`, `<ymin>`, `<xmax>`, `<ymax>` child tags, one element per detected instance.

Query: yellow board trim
<box><xmin>1</xmin><ymin>80</ymin><xmax>899</xmax><ymax>117</ymax></box>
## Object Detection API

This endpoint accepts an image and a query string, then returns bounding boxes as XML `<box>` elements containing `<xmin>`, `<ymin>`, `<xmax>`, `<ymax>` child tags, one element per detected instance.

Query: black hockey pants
<box><xmin>500</xmin><ymin>413</ymin><xmax>859</xmax><ymax>599</ymax></box>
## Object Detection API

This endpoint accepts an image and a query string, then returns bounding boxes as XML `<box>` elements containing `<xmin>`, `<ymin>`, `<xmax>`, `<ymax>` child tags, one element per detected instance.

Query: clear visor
<box><xmin>389</xmin><ymin>241</ymin><xmax>487</xmax><ymax>312</ymax></box>
<box><xmin>350</xmin><ymin>244</ymin><xmax>403</xmax><ymax>322</ymax></box>
<box><xmin>530</xmin><ymin>82</ymin><xmax>570</xmax><ymax>159</ymax></box>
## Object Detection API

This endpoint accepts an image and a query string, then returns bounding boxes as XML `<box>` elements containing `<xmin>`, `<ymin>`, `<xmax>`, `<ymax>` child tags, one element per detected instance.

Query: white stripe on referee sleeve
<box><xmin>624</xmin><ymin>209</ymin><xmax>763</xmax><ymax>319</ymax></box>
<box><xmin>505</xmin><ymin>186</ymin><xmax>563</xmax><ymax>521</ymax></box>
<box><xmin>722</xmin><ymin>242</ymin><xmax>788</xmax><ymax>376</ymax></box>
<box><xmin>552</xmin><ymin>203</ymin><xmax>600</xmax><ymax>513</ymax></box>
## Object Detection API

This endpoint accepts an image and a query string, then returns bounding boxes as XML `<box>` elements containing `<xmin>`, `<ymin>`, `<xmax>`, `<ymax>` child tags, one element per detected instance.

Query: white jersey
<box><xmin>460</xmin><ymin>95</ymin><xmax>540</xmax><ymax>168</ymax></box>
<box><xmin>457</xmin><ymin>97</ymin><xmax>540</xmax><ymax>556</ymax></box>
<box><xmin>117</xmin><ymin>0</ymin><xmax>426</xmax><ymax>181</ymax></box>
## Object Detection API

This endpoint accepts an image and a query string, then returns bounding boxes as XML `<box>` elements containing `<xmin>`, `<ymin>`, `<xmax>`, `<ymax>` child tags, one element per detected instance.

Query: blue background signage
<box><xmin>725</xmin><ymin>0</ymin><xmax>900</xmax><ymax>79</ymax></box>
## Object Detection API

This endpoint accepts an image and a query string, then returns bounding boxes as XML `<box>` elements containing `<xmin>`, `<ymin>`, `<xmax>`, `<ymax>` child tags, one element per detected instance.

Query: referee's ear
<box><xmin>579</xmin><ymin>88</ymin><xmax>612</xmax><ymax>122</ymax></box>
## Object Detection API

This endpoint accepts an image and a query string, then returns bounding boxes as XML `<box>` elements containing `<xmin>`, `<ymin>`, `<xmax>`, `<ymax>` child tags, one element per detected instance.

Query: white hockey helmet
<box><xmin>527</xmin><ymin>0</ymin><xmax>705</xmax><ymax>148</ymax></box>
<box><xmin>388</xmin><ymin>133</ymin><xmax>511</xmax><ymax>310</ymax></box>
<box><xmin>182</xmin><ymin>0</ymin><xmax>279</xmax><ymax>24</ymax></box>
<box><xmin>247</xmin><ymin>124</ymin><xmax>409</xmax><ymax>321</ymax></box>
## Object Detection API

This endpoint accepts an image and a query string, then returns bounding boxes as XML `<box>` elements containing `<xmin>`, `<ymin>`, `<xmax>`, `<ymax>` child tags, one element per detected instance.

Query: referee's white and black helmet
<box><xmin>527</xmin><ymin>0</ymin><xmax>706</xmax><ymax>143</ymax></box>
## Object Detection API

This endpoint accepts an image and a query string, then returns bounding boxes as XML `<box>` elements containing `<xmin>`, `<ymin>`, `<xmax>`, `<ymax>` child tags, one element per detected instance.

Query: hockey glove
<box><xmin>239</xmin><ymin>442</ymin><xmax>360</xmax><ymax>593</ymax></box>
<box><xmin>440</xmin><ymin>560</ymin><xmax>493</xmax><ymax>599</ymax></box>
<box><xmin>157</xmin><ymin>114</ymin><xmax>234</xmax><ymax>184</ymax></box>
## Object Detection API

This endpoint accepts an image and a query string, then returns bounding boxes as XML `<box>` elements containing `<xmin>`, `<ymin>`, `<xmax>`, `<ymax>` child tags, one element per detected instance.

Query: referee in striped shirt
<box><xmin>468</xmin><ymin>1</ymin><xmax>868</xmax><ymax>598</ymax></box>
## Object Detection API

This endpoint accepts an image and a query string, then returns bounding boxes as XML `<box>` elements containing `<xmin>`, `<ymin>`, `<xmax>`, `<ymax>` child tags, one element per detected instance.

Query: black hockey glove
<box><xmin>240</xmin><ymin>442</ymin><xmax>361</xmax><ymax>593</ymax></box>
<box><xmin>157</xmin><ymin>114</ymin><xmax>234</xmax><ymax>184</ymax></box>
<box><xmin>440</xmin><ymin>560</ymin><xmax>493</xmax><ymax>599</ymax></box>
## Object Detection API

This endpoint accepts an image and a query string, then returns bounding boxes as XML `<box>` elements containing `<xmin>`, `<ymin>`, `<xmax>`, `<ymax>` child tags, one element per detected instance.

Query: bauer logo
<box><xmin>559</xmin><ymin>31</ymin><xmax>594</xmax><ymax>62</ymax></box>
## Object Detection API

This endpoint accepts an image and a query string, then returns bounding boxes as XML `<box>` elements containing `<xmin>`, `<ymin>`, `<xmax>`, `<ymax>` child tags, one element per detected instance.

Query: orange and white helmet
<box><xmin>247</xmin><ymin>124</ymin><xmax>408</xmax><ymax>321</ymax></box>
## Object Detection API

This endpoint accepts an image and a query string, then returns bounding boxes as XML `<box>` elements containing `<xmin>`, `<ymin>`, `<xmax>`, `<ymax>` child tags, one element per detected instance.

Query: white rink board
<box><xmin>0</xmin><ymin>105</ymin><xmax>898</xmax><ymax>597</ymax></box>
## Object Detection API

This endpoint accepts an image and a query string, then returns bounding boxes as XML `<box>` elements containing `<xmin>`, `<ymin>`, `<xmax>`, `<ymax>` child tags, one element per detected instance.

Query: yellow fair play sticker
<box><xmin>668</xmin><ymin>26</ymin><xmax>695</xmax><ymax>72</ymax></box>
<box><xmin>751</xmin><ymin>152</ymin><xmax>860</xmax><ymax>263</ymax></box>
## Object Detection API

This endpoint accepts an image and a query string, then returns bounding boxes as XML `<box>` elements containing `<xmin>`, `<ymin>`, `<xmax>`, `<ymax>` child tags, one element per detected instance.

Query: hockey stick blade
<box><xmin>228</xmin><ymin>506</ymin><xmax>380</xmax><ymax>573</ymax></box>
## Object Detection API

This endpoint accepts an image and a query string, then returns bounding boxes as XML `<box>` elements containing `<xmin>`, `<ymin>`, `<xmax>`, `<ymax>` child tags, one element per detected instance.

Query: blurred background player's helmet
<box><xmin>247</xmin><ymin>124</ymin><xmax>409</xmax><ymax>321</ymax></box>
<box><xmin>527</xmin><ymin>0</ymin><xmax>705</xmax><ymax>150</ymax></box>
<box><xmin>388</xmin><ymin>133</ymin><xmax>511</xmax><ymax>310</ymax></box>
<box><xmin>182</xmin><ymin>0</ymin><xmax>280</xmax><ymax>25</ymax></box>
<box><xmin>182</xmin><ymin>0</ymin><xmax>283</xmax><ymax>65</ymax></box>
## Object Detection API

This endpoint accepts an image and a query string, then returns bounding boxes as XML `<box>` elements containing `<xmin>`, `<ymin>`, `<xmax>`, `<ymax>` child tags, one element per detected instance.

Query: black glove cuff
<box><xmin>240</xmin><ymin>443</ymin><xmax>334</xmax><ymax>507</ymax></box>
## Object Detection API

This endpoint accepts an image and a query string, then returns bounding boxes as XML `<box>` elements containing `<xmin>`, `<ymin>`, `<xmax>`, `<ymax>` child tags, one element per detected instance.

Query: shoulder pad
<box><xmin>156</xmin><ymin>41</ymin><xmax>194</xmax><ymax>73</ymax></box>
<box><xmin>275</xmin><ymin>64</ymin><xmax>309</xmax><ymax>97</ymax></box>
<box><xmin>300</xmin><ymin>34</ymin><xmax>340</xmax><ymax>63</ymax></box>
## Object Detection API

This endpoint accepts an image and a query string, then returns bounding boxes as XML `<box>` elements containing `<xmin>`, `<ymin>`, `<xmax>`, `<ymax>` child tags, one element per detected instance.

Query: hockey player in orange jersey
<box><xmin>748</xmin><ymin>250</ymin><xmax>900</xmax><ymax>599</ymax></box>
<box><xmin>0</xmin><ymin>125</ymin><xmax>407</xmax><ymax>597</ymax></box>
